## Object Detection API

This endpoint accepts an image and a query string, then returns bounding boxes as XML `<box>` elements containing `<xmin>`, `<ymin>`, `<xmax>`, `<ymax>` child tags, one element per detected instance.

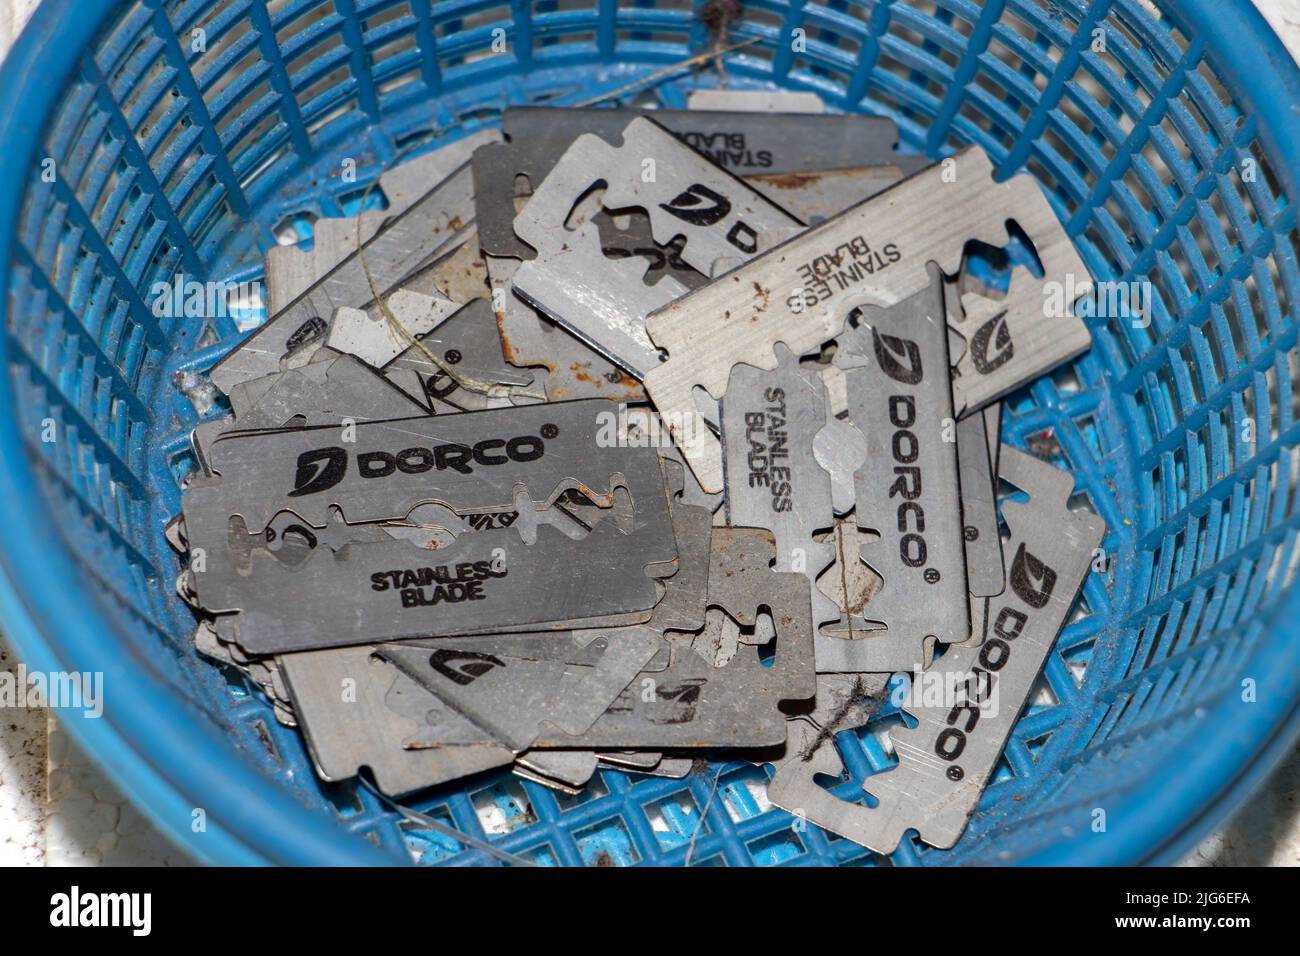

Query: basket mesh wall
<box><xmin>4</xmin><ymin>0</ymin><xmax>1297</xmax><ymax>864</ymax></box>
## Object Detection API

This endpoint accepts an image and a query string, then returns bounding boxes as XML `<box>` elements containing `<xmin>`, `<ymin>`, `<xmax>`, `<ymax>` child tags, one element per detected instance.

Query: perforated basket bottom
<box><xmin>6</xmin><ymin>0</ymin><xmax>1298</xmax><ymax>865</ymax></box>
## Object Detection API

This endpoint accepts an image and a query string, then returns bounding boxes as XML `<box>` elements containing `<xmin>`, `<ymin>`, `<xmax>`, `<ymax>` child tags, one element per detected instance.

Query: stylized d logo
<box><xmin>872</xmin><ymin>330</ymin><xmax>924</xmax><ymax>385</ymax></box>
<box><xmin>1009</xmin><ymin>542</ymin><xmax>1056</xmax><ymax>608</ymax></box>
<box><xmin>429</xmin><ymin>649</ymin><xmax>505</xmax><ymax>686</ymax></box>
<box><xmin>287</xmin><ymin>446</ymin><xmax>347</xmax><ymax>497</ymax></box>
<box><xmin>658</xmin><ymin>183</ymin><xmax>732</xmax><ymax>227</ymax></box>
<box><xmin>971</xmin><ymin>311</ymin><xmax>1014</xmax><ymax>374</ymax></box>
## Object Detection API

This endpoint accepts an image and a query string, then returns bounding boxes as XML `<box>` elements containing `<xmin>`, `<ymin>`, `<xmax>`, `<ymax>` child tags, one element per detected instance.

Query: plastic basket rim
<box><xmin>0</xmin><ymin>0</ymin><xmax>1297</xmax><ymax>866</ymax></box>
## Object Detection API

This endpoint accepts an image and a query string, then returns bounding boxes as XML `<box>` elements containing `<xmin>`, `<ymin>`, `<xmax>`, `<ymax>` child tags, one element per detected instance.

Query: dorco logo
<box><xmin>970</xmin><ymin>310</ymin><xmax>1015</xmax><ymax>374</ymax></box>
<box><xmin>872</xmin><ymin>329</ymin><xmax>923</xmax><ymax>385</ymax></box>
<box><xmin>288</xmin><ymin>435</ymin><xmax>546</xmax><ymax>497</ymax></box>
<box><xmin>1009</xmin><ymin>542</ymin><xmax>1056</xmax><ymax>608</ymax></box>
<box><xmin>658</xmin><ymin>182</ymin><xmax>760</xmax><ymax>254</ymax></box>
<box><xmin>429</xmin><ymin>649</ymin><xmax>505</xmax><ymax>685</ymax></box>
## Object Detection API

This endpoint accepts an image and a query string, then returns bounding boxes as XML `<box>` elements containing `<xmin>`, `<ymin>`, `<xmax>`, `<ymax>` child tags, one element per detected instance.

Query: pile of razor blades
<box><xmin>171</xmin><ymin>92</ymin><xmax>1105</xmax><ymax>856</ymax></box>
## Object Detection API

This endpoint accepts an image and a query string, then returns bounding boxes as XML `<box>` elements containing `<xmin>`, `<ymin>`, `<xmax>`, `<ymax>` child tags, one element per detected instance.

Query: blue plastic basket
<box><xmin>1</xmin><ymin>0</ymin><xmax>1298</xmax><ymax>866</ymax></box>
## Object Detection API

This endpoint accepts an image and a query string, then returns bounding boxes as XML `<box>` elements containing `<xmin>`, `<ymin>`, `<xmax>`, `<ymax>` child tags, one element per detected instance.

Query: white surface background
<box><xmin>1</xmin><ymin>0</ymin><xmax>1298</xmax><ymax>866</ymax></box>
